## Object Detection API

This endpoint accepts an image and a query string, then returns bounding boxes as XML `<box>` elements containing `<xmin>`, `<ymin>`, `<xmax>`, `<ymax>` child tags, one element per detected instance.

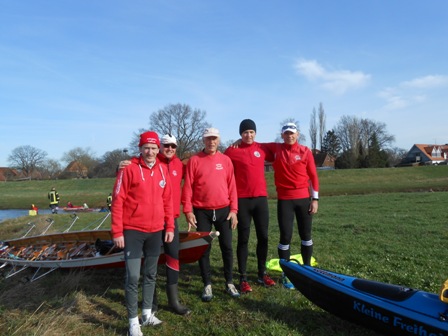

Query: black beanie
<box><xmin>239</xmin><ymin>119</ymin><xmax>257</xmax><ymax>135</ymax></box>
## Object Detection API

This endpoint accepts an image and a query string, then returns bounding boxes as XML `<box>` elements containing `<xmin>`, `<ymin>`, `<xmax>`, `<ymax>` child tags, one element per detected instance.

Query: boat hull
<box><xmin>280</xmin><ymin>260</ymin><xmax>448</xmax><ymax>336</ymax></box>
<box><xmin>0</xmin><ymin>230</ymin><xmax>214</xmax><ymax>270</ymax></box>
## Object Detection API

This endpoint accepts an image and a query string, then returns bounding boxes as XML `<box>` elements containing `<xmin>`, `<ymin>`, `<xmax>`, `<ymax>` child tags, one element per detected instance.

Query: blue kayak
<box><xmin>280</xmin><ymin>259</ymin><xmax>448</xmax><ymax>335</ymax></box>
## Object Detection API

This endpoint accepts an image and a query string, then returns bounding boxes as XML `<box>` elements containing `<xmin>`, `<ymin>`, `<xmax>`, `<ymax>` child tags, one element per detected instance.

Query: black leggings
<box><xmin>194</xmin><ymin>206</ymin><xmax>234</xmax><ymax>285</ymax></box>
<box><xmin>277</xmin><ymin>198</ymin><xmax>313</xmax><ymax>265</ymax></box>
<box><xmin>237</xmin><ymin>197</ymin><xmax>269</xmax><ymax>280</ymax></box>
<box><xmin>161</xmin><ymin>219</ymin><xmax>180</xmax><ymax>285</ymax></box>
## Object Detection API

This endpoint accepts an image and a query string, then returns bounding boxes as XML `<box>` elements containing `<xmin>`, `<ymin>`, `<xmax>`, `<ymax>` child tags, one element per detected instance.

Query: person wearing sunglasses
<box><xmin>262</xmin><ymin>122</ymin><xmax>320</xmax><ymax>289</ymax></box>
<box><xmin>118</xmin><ymin>133</ymin><xmax>191</xmax><ymax>316</ymax></box>
<box><xmin>156</xmin><ymin>134</ymin><xmax>191</xmax><ymax>315</ymax></box>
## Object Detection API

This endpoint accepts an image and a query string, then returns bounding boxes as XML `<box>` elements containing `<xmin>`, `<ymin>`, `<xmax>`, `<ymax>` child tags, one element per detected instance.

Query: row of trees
<box><xmin>6</xmin><ymin>103</ymin><xmax>407</xmax><ymax>180</ymax></box>
<box><xmin>309</xmin><ymin>103</ymin><xmax>406</xmax><ymax>168</ymax></box>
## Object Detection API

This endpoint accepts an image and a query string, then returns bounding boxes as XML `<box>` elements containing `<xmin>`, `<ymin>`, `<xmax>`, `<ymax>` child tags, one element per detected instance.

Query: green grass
<box><xmin>1</xmin><ymin>166</ymin><xmax>448</xmax><ymax>335</ymax></box>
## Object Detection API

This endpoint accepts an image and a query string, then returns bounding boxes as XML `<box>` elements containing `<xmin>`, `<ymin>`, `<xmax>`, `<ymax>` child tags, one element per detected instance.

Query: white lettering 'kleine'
<box><xmin>352</xmin><ymin>300</ymin><xmax>446</xmax><ymax>336</ymax></box>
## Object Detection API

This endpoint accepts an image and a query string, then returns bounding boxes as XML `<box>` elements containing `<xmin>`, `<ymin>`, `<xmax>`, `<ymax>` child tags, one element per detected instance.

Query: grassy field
<box><xmin>1</xmin><ymin>165</ymin><xmax>447</xmax><ymax>335</ymax></box>
<box><xmin>1</xmin><ymin>165</ymin><xmax>448</xmax><ymax>210</ymax></box>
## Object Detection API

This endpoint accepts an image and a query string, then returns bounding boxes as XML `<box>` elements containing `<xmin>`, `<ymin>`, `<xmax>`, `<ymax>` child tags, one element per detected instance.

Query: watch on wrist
<box><xmin>312</xmin><ymin>198</ymin><xmax>319</xmax><ymax>201</ymax></box>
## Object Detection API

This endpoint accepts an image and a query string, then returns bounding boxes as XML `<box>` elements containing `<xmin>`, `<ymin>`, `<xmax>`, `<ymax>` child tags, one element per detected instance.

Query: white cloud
<box><xmin>294</xmin><ymin>58</ymin><xmax>371</xmax><ymax>95</ymax></box>
<box><xmin>401</xmin><ymin>75</ymin><xmax>448</xmax><ymax>89</ymax></box>
<box><xmin>379</xmin><ymin>74</ymin><xmax>447</xmax><ymax>110</ymax></box>
<box><xmin>378</xmin><ymin>88</ymin><xmax>409</xmax><ymax>110</ymax></box>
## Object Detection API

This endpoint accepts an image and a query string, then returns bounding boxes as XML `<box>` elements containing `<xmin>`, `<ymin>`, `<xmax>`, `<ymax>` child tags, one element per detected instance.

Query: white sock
<box><xmin>142</xmin><ymin>309</ymin><xmax>152</xmax><ymax>317</ymax></box>
<box><xmin>129</xmin><ymin>316</ymin><xmax>139</xmax><ymax>326</ymax></box>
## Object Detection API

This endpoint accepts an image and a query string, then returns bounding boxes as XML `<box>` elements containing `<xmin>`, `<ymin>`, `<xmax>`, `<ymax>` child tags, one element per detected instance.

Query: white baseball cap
<box><xmin>281</xmin><ymin>122</ymin><xmax>298</xmax><ymax>134</ymax></box>
<box><xmin>203</xmin><ymin>127</ymin><xmax>220</xmax><ymax>138</ymax></box>
<box><xmin>160</xmin><ymin>134</ymin><xmax>177</xmax><ymax>146</ymax></box>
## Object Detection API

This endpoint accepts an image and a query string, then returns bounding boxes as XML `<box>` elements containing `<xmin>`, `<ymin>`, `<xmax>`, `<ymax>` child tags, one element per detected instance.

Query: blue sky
<box><xmin>1</xmin><ymin>1</ymin><xmax>447</xmax><ymax>167</ymax></box>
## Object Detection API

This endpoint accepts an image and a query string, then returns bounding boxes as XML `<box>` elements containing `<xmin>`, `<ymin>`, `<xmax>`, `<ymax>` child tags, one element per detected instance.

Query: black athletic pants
<box><xmin>277</xmin><ymin>198</ymin><xmax>313</xmax><ymax>265</ymax></box>
<box><xmin>236</xmin><ymin>197</ymin><xmax>269</xmax><ymax>280</ymax></box>
<box><xmin>194</xmin><ymin>206</ymin><xmax>234</xmax><ymax>286</ymax></box>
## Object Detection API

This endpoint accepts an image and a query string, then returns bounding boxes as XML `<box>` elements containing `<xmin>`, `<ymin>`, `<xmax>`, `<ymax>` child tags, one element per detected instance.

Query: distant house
<box><xmin>0</xmin><ymin>167</ymin><xmax>19</xmax><ymax>181</ymax></box>
<box><xmin>312</xmin><ymin>150</ymin><xmax>336</xmax><ymax>170</ymax></box>
<box><xmin>62</xmin><ymin>161</ymin><xmax>89</xmax><ymax>178</ymax></box>
<box><xmin>399</xmin><ymin>144</ymin><xmax>448</xmax><ymax>166</ymax></box>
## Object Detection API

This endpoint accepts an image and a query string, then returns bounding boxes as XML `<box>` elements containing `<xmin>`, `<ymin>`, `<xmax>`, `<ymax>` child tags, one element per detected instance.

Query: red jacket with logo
<box><xmin>182</xmin><ymin>151</ymin><xmax>238</xmax><ymax>213</ymax></box>
<box><xmin>263</xmin><ymin>142</ymin><xmax>319</xmax><ymax>200</ymax></box>
<box><xmin>224</xmin><ymin>142</ymin><xmax>270</xmax><ymax>198</ymax></box>
<box><xmin>111</xmin><ymin>155</ymin><xmax>174</xmax><ymax>239</ymax></box>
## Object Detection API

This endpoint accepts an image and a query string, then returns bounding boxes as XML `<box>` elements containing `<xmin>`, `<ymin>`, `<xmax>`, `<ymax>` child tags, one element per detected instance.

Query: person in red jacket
<box><xmin>182</xmin><ymin>127</ymin><xmax>240</xmax><ymax>302</ymax></box>
<box><xmin>224</xmin><ymin>119</ymin><xmax>276</xmax><ymax>294</ymax></box>
<box><xmin>155</xmin><ymin>134</ymin><xmax>190</xmax><ymax>315</ymax></box>
<box><xmin>262</xmin><ymin>122</ymin><xmax>319</xmax><ymax>289</ymax></box>
<box><xmin>118</xmin><ymin>133</ymin><xmax>190</xmax><ymax>316</ymax></box>
<box><xmin>111</xmin><ymin>131</ymin><xmax>174</xmax><ymax>336</ymax></box>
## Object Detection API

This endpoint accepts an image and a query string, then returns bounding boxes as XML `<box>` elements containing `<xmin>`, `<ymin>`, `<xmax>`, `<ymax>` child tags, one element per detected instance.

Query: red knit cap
<box><xmin>138</xmin><ymin>131</ymin><xmax>160</xmax><ymax>147</ymax></box>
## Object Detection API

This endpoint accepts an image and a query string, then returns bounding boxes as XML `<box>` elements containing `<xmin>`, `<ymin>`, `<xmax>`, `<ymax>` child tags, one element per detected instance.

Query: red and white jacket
<box><xmin>111</xmin><ymin>155</ymin><xmax>174</xmax><ymax>239</ymax></box>
<box><xmin>182</xmin><ymin>151</ymin><xmax>238</xmax><ymax>213</ymax></box>
<box><xmin>263</xmin><ymin>142</ymin><xmax>319</xmax><ymax>200</ymax></box>
<box><xmin>157</xmin><ymin>153</ymin><xmax>184</xmax><ymax>219</ymax></box>
<box><xmin>224</xmin><ymin>142</ymin><xmax>270</xmax><ymax>198</ymax></box>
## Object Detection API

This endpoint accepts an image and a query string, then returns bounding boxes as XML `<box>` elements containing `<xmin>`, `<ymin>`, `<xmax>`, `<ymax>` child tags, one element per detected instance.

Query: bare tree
<box><xmin>309</xmin><ymin>108</ymin><xmax>317</xmax><ymax>150</ymax></box>
<box><xmin>40</xmin><ymin>159</ymin><xmax>63</xmax><ymax>179</ymax></box>
<box><xmin>385</xmin><ymin>147</ymin><xmax>407</xmax><ymax>167</ymax></box>
<box><xmin>276</xmin><ymin>117</ymin><xmax>306</xmax><ymax>144</ymax></box>
<box><xmin>335</xmin><ymin>115</ymin><xmax>395</xmax><ymax>168</ymax></box>
<box><xmin>93</xmin><ymin>149</ymin><xmax>132</xmax><ymax>177</ymax></box>
<box><xmin>129</xmin><ymin>103</ymin><xmax>211</xmax><ymax>160</ymax></box>
<box><xmin>335</xmin><ymin>115</ymin><xmax>362</xmax><ymax>154</ymax></box>
<box><xmin>61</xmin><ymin>147</ymin><xmax>99</xmax><ymax>178</ymax></box>
<box><xmin>7</xmin><ymin>145</ymin><xmax>48</xmax><ymax>178</ymax></box>
<box><xmin>318</xmin><ymin>102</ymin><xmax>326</xmax><ymax>150</ymax></box>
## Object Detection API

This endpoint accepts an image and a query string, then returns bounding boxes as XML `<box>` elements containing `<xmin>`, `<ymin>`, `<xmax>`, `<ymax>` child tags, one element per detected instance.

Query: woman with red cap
<box><xmin>111</xmin><ymin>131</ymin><xmax>174</xmax><ymax>336</ymax></box>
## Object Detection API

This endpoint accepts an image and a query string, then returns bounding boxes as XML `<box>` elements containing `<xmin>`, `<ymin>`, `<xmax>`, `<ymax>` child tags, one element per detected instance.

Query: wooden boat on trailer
<box><xmin>0</xmin><ymin>230</ymin><xmax>218</xmax><ymax>281</ymax></box>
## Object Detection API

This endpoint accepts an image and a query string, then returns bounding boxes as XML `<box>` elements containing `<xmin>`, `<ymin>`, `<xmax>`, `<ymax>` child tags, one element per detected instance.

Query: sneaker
<box><xmin>281</xmin><ymin>273</ymin><xmax>295</xmax><ymax>290</ymax></box>
<box><xmin>257</xmin><ymin>274</ymin><xmax>276</xmax><ymax>287</ymax></box>
<box><xmin>226</xmin><ymin>283</ymin><xmax>240</xmax><ymax>298</ymax></box>
<box><xmin>141</xmin><ymin>313</ymin><xmax>162</xmax><ymax>326</ymax></box>
<box><xmin>202</xmin><ymin>284</ymin><xmax>213</xmax><ymax>302</ymax></box>
<box><xmin>129</xmin><ymin>324</ymin><xmax>143</xmax><ymax>336</ymax></box>
<box><xmin>239</xmin><ymin>280</ymin><xmax>253</xmax><ymax>294</ymax></box>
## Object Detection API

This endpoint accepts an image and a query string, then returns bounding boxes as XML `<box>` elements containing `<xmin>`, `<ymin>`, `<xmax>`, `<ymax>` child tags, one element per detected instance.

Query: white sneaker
<box><xmin>201</xmin><ymin>284</ymin><xmax>213</xmax><ymax>302</ymax></box>
<box><xmin>129</xmin><ymin>324</ymin><xmax>143</xmax><ymax>336</ymax></box>
<box><xmin>226</xmin><ymin>283</ymin><xmax>240</xmax><ymax>298</ymax></box>
<box><xmin>141</xmin><ymin>313</ymin><xmax>163</xmax><ymax>326</ymax></box>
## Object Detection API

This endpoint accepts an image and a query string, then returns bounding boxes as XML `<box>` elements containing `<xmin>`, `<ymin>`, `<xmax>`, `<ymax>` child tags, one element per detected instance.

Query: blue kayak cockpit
<box><xmin>352</xmin><ymin>278</ymin><xmax>418</xmax><ymax>302</ymax></box>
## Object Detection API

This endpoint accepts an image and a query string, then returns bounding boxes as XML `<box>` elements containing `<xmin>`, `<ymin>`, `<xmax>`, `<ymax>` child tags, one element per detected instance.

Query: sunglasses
<box><xmin>282</xmin><ymin>125</ymin><xmax>297</xmax><ymax>132</ymax></box>
<box><xmin>163</xmin><ymin>144</ymin><xmax>177</xmax><ymax>149</ymax></box>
